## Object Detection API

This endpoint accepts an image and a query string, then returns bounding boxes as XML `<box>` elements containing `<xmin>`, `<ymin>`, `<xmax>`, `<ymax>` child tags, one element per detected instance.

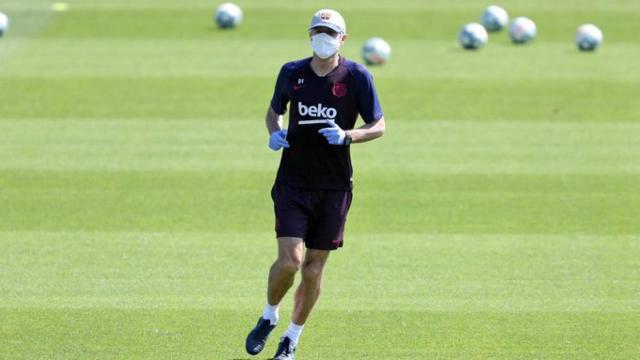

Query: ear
<box><xmin>340</xmin><ymin>33</ymin><xmax>348</xmax><ymax>44</ymax></box>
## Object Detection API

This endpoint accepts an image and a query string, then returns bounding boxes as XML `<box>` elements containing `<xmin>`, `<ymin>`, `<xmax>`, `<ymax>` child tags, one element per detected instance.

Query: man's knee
<box><xmin>301</xmin><ymin>260</ymin><xmax>325</xmax><ymax>282</ymax></box>
<box><xmin>276</xmin><ymin>255</ymin><xmax>302</xmax><ymax>275</ymax></box>
<box><xmin>275</xmin><ymin>237</ymin><xmax>303</xmax><ymax>274</ymax></box>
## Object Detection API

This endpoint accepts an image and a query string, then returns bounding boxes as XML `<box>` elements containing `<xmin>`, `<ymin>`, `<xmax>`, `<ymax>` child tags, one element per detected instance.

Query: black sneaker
<box><xmin>273</xmin><ymin>336</ymin><xmax>296</xmax><ymax>360</ymax></box>
<box><xmin>245</xmin><ymin>317</ymin><xmax>276</xmax><ymax>355</ymax></box>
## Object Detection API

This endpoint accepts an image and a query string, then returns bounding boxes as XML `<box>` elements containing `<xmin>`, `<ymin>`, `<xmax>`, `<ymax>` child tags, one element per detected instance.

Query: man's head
<box><xmin>308</xmin><ymin>9</ymin><xmax>347</xmax><ymax>59</ymax></box>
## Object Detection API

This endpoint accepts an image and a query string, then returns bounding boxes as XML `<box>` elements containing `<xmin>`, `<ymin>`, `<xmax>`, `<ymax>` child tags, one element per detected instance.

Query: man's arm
<box><xmin>266</xmin><ymin>106</ymin><xmax>289</xmax><ymax>151</ymax></box>
<box><xmin>347</xmin><ymin>117</ymin><xmax>385</xmax><ymax>144</ymax></box>
<box><xmin>266</xmin><ymin>106</ymin><xmax>285</xmax><ymax>135</ymax></box>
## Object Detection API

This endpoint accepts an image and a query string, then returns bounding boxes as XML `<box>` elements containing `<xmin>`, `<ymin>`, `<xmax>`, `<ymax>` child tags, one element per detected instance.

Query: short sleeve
<box><xmin>354</xmin><ymin>65</ymin><xmax>384</xmax><ymax>123</ymax></box>
<box><xmin>270</xmin><ymin>65</ymin><xmax>291</xmax><ymax>115</ymax></box>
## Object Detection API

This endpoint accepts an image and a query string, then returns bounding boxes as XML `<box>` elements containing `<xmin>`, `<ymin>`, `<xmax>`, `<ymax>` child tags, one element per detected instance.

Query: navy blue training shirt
<box><xmin>270</xmin><ymin>56</ymin><xmax>383</xmax><ymax>190</ymax></box>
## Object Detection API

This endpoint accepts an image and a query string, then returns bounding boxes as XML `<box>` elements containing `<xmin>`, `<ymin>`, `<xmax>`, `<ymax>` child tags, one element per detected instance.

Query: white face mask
<box><xmin>310</xmin><ymin>33</ymin><xmax>342</xmax><ymax>59</ymax></box>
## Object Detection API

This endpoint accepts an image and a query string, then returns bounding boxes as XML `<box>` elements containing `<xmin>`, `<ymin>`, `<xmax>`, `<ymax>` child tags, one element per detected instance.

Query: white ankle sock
<box><xmin>262</xmin><ymin>303</ymin><xmax>279</xmax><ymax>325</ymax></box>
<box><xmin>284</xmin><ymin>321</ymin><xmax>304</xmax><ymax>345</ymax></box>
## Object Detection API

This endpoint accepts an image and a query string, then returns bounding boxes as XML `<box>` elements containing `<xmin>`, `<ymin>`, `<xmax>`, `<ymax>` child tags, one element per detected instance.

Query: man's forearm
<box><xmin>347</xmin><ymin>117</ymin><xmax>385</xmax><ymax>143</ymax></box>
<box><xmin>266</xmin><ymin>107</ymin><xmax>284</xmax><ymax>135</ymax></box>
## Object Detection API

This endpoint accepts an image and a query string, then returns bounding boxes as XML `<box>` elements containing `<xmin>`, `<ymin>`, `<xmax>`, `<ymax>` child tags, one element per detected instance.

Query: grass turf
<box><xmin>1</xmin><ymin>0</ymin><xmax>639</xmax><ymax>358</ymax></box>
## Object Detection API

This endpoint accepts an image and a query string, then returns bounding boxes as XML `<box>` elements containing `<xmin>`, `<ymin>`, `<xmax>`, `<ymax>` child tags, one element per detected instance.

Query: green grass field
<box><xmin>1</xmin><ymin>0</ymin><xmax>639</xmax><ymax>358</ymax></box>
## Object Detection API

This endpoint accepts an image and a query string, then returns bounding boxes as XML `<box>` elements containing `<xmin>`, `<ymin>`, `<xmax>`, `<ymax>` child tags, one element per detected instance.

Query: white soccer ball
<box><xmin>576</xmin><ymin>24</ymin><xmax>603</xmax><ymax>51</ymax></box>
<box><xmin>214</xmin><ymin>2</ymin><xmax>242</xmax><ymax>29</ymax></box>
<box><xmin>362</xmin><ymin>37</ymin><xmax>391</xmax><ymax>65</ymax></box>
<box><xmin>0</xmin><ymin>12</ymin><xmax>9</xmax><ymax>37</ymax></box>
<box><xmin>458</xmin><ymin>23</ymin><xmax>488</xmax><ymax>50</ymax></box>
<box><xmin>509</xmin><ymin>17</ymin><xmax>537</xmax><ymax>44</ymax></box>
<box><xmin>482</xmin><ymin>5</ymin><xmax>509</xmax><ymax>32</ymax></box>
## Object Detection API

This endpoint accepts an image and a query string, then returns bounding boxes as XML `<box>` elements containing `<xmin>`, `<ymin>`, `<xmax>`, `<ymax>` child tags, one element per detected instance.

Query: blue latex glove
<box><xmin>268</xmin><ymin>129</ymin><xmax>289</xmax><ymax>151</ymax></box>
<box><xmin>318</xmin><ymin>121</ymin><xmax>346</xmax><ymax>145</ymax></box>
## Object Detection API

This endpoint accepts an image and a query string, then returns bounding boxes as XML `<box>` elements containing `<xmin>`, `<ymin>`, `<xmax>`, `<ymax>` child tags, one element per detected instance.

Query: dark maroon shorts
<box><xmin>271</xmin><ymin>182</ymin><xmax>353</xmax><ymax>250</ymax></box>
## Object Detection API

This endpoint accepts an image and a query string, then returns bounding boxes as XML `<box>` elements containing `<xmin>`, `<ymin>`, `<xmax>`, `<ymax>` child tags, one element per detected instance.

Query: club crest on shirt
<box><xmin>332</xmin><ymin>82</ymin><xmax>347</xmax><ymax>98</ymax></box>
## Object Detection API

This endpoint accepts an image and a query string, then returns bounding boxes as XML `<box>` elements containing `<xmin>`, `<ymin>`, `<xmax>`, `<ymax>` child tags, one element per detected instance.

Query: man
<box><xmin>245</xmin><ymin>8</ymin><xmax>385</xmax><ymax>360</ymax></box>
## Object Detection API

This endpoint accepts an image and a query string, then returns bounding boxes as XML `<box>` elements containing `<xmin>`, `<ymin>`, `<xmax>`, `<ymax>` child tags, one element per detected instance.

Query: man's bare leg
<box><xmin>245</xmin><ymin>237</ymin><xmax>303</xmax><ymax>355</ymax></box>
<box><xmin>280</xmin><ymin>249</ymin><xmax>330</xmax><ymax>347</ymax></box>
<box><xmin>268</xmin><ymin>237</ymin><xmax>304</xmax><ymax>306</ymax></box>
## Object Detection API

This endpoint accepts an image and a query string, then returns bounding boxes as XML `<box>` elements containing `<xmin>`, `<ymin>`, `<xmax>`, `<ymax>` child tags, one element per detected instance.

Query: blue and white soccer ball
<box><xmin>458</xmin><ymin>23</ymin><xmax>488</xmax><ymax>50</ymax></box>
<box><xmin>362</xmin><ymin>37</ymin><xmax>391</xmax><ymax>65</ymax></box>
<box><xmin>576</xmin><ymin>24</ymin><xmax>603</xmax><ymax>51</ymax></box>
<box><xmin>0</xmin><ymin>12</ymin><xmax>9</xmax><ymax>37</ymax></box>
<box><xmin>509</xmin><ymin>17</ymin><xmax>536</xmax><ymax>44</ymax></box>
<box><xmin>215</xmin><ymin>2</ymin><xmax>242</xmax><ymax>29</ymax></box>
<box><xmin>481</xmin><ymin>5</ymin><xmax>509</xmax><ymax>32</ymax></box>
